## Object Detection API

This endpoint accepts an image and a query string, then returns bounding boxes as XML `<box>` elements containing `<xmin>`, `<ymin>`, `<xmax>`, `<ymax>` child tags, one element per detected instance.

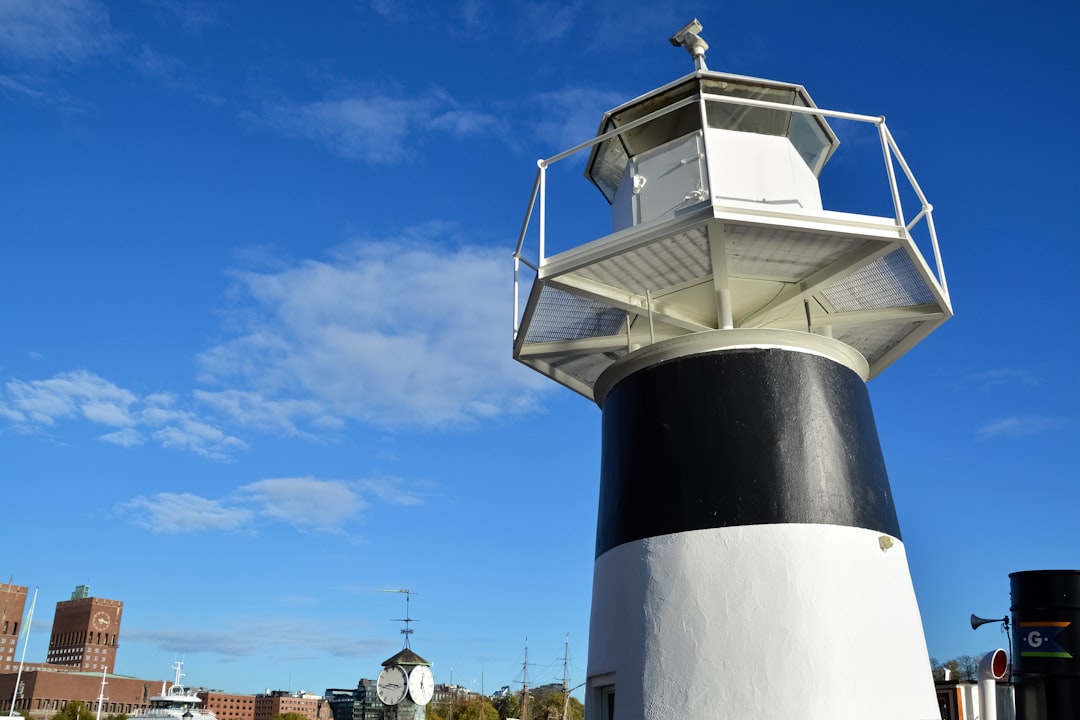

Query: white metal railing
<box><xmin>512</xmin><ymin>89</ymin><xmax>949</xmax><ymax>339</ymax></box>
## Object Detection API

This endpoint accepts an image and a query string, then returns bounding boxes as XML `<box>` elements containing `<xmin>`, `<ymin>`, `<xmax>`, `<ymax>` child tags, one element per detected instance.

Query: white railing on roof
<box><xmin>512</xmin><ymin>89</ymin><xmax>948</xmax><ymax>340</ymax></box>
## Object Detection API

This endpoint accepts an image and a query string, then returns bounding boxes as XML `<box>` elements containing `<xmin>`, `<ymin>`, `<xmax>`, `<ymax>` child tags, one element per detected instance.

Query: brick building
<box><xmin>254</xmin><ymin>690</ymin><xmax>329</xmax><ymax>720</ymax></box>
<box><xmin>0</xmin><ymin>583</ymin><xmax>164</xmax><ymax>720</ymax></box>
<box><xmin>198</xmin><ymin>690</ymin><xmax>257</xmax><ymax>720</ymax></box>
<box><xmin>0</xmin><ymin>666</ymin><xmax>166</xmax><ymax>718</ymax></box>
<box><xmin>45</xmin><ymin>585</ymin><xmax>122</xmax><ymax>672</ymax></box>
<box><xmin>1</xmin><ymin>583</ymin><xmax>29</xmax><ymax>671</ymax></box>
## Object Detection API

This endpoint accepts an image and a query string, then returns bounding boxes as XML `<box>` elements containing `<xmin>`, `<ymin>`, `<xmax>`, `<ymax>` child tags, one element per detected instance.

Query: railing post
<box><xmin>538</xmin><ymin>160</ymin><xmax>547</xmax><ymax>265</ymax></box>
<box><xmin>877</xmin><ymin>119</ymin><xmax>906</xmax><ymax>229</ymax></box>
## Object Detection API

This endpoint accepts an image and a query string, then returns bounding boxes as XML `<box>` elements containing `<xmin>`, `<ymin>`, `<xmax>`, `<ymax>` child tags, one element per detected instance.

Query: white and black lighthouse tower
<box><xmin>512</xmin><ymin>20</ymin><xmax>952</xmax><ymax>720</ymax></box>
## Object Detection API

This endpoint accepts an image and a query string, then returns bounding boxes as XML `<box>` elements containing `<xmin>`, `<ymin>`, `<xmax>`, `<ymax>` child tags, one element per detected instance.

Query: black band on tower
<box><xmin>595</xmin><ymin>348</ymin><xmax>902</xmax><ymax>558</ymax></box>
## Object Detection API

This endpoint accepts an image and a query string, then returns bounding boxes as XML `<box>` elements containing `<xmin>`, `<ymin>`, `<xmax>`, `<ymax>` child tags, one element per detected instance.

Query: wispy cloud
<box><xmin>0</xmin><ymin>0</ymin><xmax>121</xmax><ymax>66</ymax></box>
<box><xmin>239</xmin><ymin>477</ymin><xmax>364</xmax><ymax>533</ymax></box>
<box><xmin>976</xmin><ymin>415</ymin><xmax>1066</xmax><ymax>440</ymax></box>
<box><xmin>124</xmin><ymin>615</ymin><xmax>390</xmax><ymax>659</ymax></box>
<box><xmin>118</xmin><ymin>475</ymin><xmax>422</xmax><ymax>535</ymax></box>
<box><xmin>251</xmin><ymin>90</ymin><xmax>499</xmax><ymax>164</ymax></box>
<box><xmin>119</xmin><ymin>492</ymin><xmax>255</xmax><ymax>534</ymax></box>
<box><xmin>0</xmin><ymin>371</ymin><xmax>247</xmax><ymax>459</ymax></box>
<box><xmin>967</xmin><ymin>368</ymin><xmax>1042</xmax><ymax>391</ymax></box>
<box><xmin>140</xmin><ymin>0</ymin><xmax>223</xmax><ymax>34</ymax></box>
<box><xmin>196</xmin><ymin>233</ymin><xmax>550</xmax><ymax>431</ymax></box>
<box><xmin>520</xmin><ymin>1</ymin><xmax>583</xmax><ymax>43</ymax></box>
<box><xmin>530</xmin><ymin>86</ymin><xmax>626</xmax><ymax>154</ymax></box>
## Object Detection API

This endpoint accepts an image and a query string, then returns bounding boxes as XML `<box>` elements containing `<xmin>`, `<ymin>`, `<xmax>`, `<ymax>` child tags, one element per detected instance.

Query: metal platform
<box><xmin>512</xmin><ymin>70</ymin><xmax>952</xmax><ymax>403</ymax></box>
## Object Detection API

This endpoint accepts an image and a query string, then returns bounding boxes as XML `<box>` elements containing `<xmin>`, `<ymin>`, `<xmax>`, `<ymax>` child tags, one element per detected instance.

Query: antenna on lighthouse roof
<box><xmin>670</xmin><ymin>18</ymin><xmax>708</xmax><ymax>70</ymax></box>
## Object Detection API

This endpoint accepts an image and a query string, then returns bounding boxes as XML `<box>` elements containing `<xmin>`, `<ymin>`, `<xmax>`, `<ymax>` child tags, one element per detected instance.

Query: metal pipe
<box><xmin>877</xmin><ymin>120</ymin><xmax>905</xmax><ymax>228</ymax></box>
<box><xmin>513</xmin><ymin>256</ymin><xmax>520</xmax><ymax>338</ymax></box>
<box><xmin>978</xmin><ymin>649</ymin><xmax>1008</xmax><ymax>720</ymax></box>
<box><xmin>698</xmin><ymin>92</ymin><xmax>883</xmax><ymax>125</ymax></box>
<box><xmin>538</xmin><ymin>160</ymin><xmax>547</xmax><ymax>264</ymax></box>
<box><xmin>925</xmin><ymin>208</ymin><xmax>950</xmax><ymax>303</ymax></box>
<box><xmin>646</xmin><ymin>290</ymin><xmax>655</xmax><ymax>344</ymax></box>
<box><xmin>882</xmin><ymin>123</ymin><xmax>931</xmax><ymax>208</ymax></box>
<box><xmin>542</xmin><ymin>95</ymin><xmax>700</xmax><ymax>166</ymax></box>
<box><xmin>514</xmin><ymin>168</ymin><xmax>543</xmax><ymax>259</ymax></box>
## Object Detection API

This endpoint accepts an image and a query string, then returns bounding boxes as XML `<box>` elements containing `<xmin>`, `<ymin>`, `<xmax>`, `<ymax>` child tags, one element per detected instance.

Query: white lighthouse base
<box><xmin>585</xmin><ymin>524</ymin><xmax>939</xmax><ymax>720</ymax></box>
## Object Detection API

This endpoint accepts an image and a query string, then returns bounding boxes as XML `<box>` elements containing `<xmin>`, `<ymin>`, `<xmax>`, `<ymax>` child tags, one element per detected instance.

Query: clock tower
<box><xmin>46</xmin><ymin>584</ymin><xmax>123</xmax><ymax>672</ymax></box>
<box><xmin>375</xmin><ymin>590</ymin><xmax>435</xmax><ymax>720</ymax></box>
<box><xmin>376</xmin><ymin>649</ymin><xmax>434</xmax><ymax>720</ymax></box>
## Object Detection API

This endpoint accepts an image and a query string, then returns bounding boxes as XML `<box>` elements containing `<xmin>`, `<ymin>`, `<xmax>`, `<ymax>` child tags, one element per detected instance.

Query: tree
<box><xmin>427</xmin><ymin>696</ymin><xmax>496</xmax><ymax>720</ymax></box>
<box><xmin>488</xmin><ymin>689</ymin><xmax>582</xmax><ymax>720</ymax></box>
<box><xmin>50</xmin><ymin>701</ymin><xmax>95</xmax><ymax>720</ymax></box>
<box><xmin>270</xmin><ymin>714</ymin><xmax>309</xmax><ymax>720</ymax></box>
<box><xmin>931</xmin><ymin>654</ymin><xmax>984</xmax><ymax>682</ymax></box>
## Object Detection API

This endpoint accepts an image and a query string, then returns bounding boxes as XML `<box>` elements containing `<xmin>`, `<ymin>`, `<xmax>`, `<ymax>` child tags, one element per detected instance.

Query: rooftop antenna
<box><xmin>669</xmin><ymin>18</ymin><xmax>708</xmax><ymax>70</ymax></box>
<box><xmin>381</xmin><ymin>589</ymin><xmax>417</xmax><ymax>648</ymax></box>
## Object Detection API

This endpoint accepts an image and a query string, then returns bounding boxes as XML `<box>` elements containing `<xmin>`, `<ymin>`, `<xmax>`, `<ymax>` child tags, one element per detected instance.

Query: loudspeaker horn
<box><xmin>971</xmin><ymin>613</ymin><xmax>1007</xmax><ymax>630</ymax></box>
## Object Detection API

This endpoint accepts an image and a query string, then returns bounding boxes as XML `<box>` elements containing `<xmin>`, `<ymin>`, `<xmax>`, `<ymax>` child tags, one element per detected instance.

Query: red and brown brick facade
<box><xmin>1</xmin><ymin>584</ymin><xmax>29</xmax><ymax>671</ymax></box>
<box><xmin>0</xmin><ymin>667</ymin><xmax>168</xmax><ymax>719</ymax></box>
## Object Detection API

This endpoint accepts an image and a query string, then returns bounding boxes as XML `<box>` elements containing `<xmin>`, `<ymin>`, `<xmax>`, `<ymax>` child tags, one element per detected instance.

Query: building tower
<box><xmin>0</xmin><ymin>583</ymin><xmax>28</xmax><ymax>672</ymax></box>
<box><xmin>46</xmin><ymin>585</ymin><xmax>122</xmax><ymax>671</ymax></box>
<box><xmin>512</xmin><ymin>20</ymin><xmax>951</xmax><ymax>720</ymax></box>
<box><xmin>374</xmin><ymin>591</ymin><xmax>434</xmax><ymax>720</ymax></box>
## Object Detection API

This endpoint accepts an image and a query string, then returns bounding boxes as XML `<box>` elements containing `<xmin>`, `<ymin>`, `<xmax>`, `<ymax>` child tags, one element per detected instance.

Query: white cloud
<box><xmin>0</xmin><ymin>0</ymin><xmax>121</xmax><ymax>65</ymax></box>
<box><xmin>356</xmin><ymin>476</ymin><xmax>424</xmax><ymax>506</ymax></box>
<box><xmin>119</xmin><ymin>492</ymin><xmax>255</xmax><ymax>534</ymax></box>
<box><xmin>197</xmin><ymin>235</ymin><xmax>550</xmax><ymax>431</ymax></box>
<box><xmin>252</xmin><ymin>91</ymin><xmax>499</xmax><ymax>164</ymax></box>
<box><xmin>0</xmin><ymin>370</ymin><xmax>247</xmax><ymax>459</ymax></box>
<box><xmin>976</xmin><ymin>415</ymin><xmax>1065</xmax><ymax>440</ymax></box>
<box><xmin>117</xmin><ymin>476</ymin><xmax>423</xmax><ymax>535</ymax></box>
<box><xmin>3</xmin><ymin>371</ymin><xmax>136</xmax><ymax>426</ymax></box>
<box><xmin>239</xmin><ymin>477</ymin><xmax>364</xmax><ymax>532</ymax></box>
<box><xmin>531</xmin><ymin>86</ymin><xmax>626</xmax><ymax>154</ymax></box>
<box><xmin>967</xmin><ymin>368</ymin><xmax>1041</xmax><ymax>391</ymax></box>
<box><xmin>125</xmin><ymin>615</ymin><xmax>389</xmax><ymax>659</ymax></box>
<box><xmin>99</xmin><ymin>427</ymin><xmax>145</xmax><ymax>447</ymax></box>
<box><xmin>428</xmin><ymin>109</ymin><xmax>498</xmax><ymax>137</ymax></box>
<box><xmin>141</xmin><ymin>0</ymin><xmax>222</xmax><ymax>34</ymax></box>
<box><xmin>520</xmin><ymin>1</ymin><xmax>583</xmax><ymax>43</ymax></box>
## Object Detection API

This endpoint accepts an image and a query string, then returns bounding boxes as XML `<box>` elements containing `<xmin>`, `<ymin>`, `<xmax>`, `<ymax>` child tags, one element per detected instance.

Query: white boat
<box><xmin>129</xmin><ymin>662</ymin><xmax>218</xmax><ymax>720</ymax></box>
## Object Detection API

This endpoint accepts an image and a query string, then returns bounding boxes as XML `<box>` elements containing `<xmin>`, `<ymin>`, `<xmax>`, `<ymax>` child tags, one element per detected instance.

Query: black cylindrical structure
<box><xmin>596</xmin><ymin>347</ymin><xmax>901</xmax><ymax>557</ymax></box>
<box><xmin>1011</xmin><ymin>570</ymin><xmax>1080</xmax><ymax>720</ymax></box>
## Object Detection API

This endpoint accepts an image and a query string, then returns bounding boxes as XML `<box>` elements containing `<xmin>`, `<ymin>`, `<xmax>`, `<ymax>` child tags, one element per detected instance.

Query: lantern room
<box><xmin>512</xmin><ymin>41</ymin><xmax>951</xmax><ymax>403</ymax></box>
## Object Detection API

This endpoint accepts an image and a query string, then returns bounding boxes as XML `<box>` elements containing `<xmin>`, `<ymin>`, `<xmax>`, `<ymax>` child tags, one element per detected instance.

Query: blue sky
<box><xmin>1</xmin><ymin>0</ymin><xmax>1077</xmax><ymax>698</ymax></box>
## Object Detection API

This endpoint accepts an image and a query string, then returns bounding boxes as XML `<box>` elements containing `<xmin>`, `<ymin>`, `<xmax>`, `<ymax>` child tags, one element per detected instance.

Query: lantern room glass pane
<box><xmin>703</xmin><ymin>82</ymin><xmax>796</xmax><ymax>136</ymax></box>
<box><xmin>789</xmin><ymin>110</ymin><xmax>833</xmax><ymax>175</ymax></box>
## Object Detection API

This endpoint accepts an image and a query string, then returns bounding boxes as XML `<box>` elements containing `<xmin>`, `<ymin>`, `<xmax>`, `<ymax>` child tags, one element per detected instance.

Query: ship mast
<box><xmin>95</xmin><ymin>666</ymin><xmax>109</xmax><ymax>720</ymax></box>
<box><xmin>560</xmin><ymin>636</ymin><xmax>570</xmax><ymax>720</ymax></box>
<box><xmin>7</xmin><ymin>587</ymin><xmax>37</xmax><ymax>719</ymax></box>
<box><xmin>520</xmin><ymin>642</ymin><xmax>528</xmax><ymax>720</ymax></box>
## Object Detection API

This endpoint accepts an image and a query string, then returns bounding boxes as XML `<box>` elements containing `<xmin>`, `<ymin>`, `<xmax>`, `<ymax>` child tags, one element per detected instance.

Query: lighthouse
<box><xmin>512</xmin><ymin>20</ymin><xmax>951</xmax><ymax>720</ymax></box>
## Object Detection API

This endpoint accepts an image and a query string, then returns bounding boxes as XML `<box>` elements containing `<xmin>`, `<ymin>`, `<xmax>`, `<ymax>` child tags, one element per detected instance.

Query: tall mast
<box><xmin>8</xmin><ymin>587</ymin><xmax>37</xmax><ymax>718</ymax></box>
<box><xmin>560</xmin><ymin>636</ymin><xmax>570</xmax><ymax>720</ymax></box>
<box><xmin>95</xmin><ymin>666</ymin><xmax>109</xmax><ymax>720</ymax></box>
<box><xmin>520</xmin><ymin>642</ymin><xmax>528</xmax><ymax>720</ymax></box>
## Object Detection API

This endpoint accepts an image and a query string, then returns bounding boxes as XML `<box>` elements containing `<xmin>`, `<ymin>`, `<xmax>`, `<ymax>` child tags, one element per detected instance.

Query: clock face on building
<box><xmin>92</xmin><ymin>611</ymin><xmax>111</xmax><ymax>631</ymax></box>
<box><xmin>408</xmin><ymin>665</ymin><xmax>434</xmax><ymax>705</ymax></box>
<box><xmin>376</xmin><ymin>665</ymin><xmax>408</xmax><ymax>705</ymax></box>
